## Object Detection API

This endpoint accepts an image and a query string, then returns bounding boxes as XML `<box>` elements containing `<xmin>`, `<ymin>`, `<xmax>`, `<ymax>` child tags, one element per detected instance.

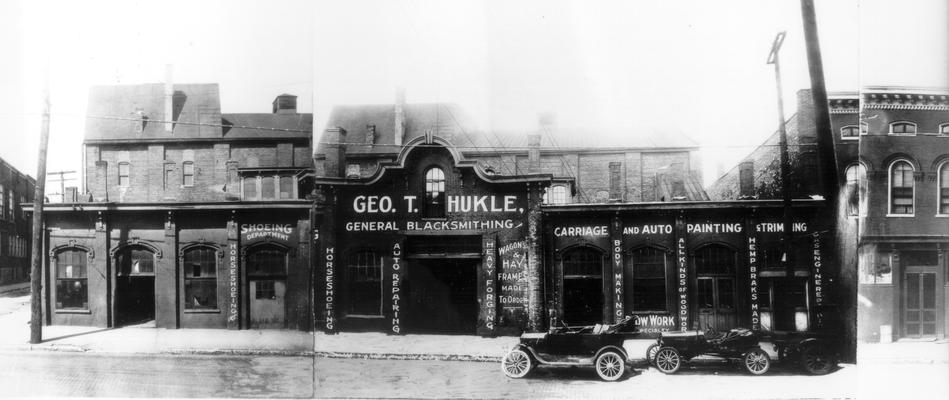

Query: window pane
<box><xmin>347</xmin><ymin>251</ymin><xmax>382</xmax><ymax>315</ymax></box>
<box><xmin>564</xmin><ymin>247</ymin><xmax>601</xmax><ymax>277</ymax></box>
<box><xmin>184</xmin><ymin>248</ymin><xmax>217</xmax><ymax>277</ymax></box>
<box><xmin>424</xmin><ymin>167</ymin><xmax>446</xmax><ymax>218</ymax></box>
<box><xmin>55</xmin><ymin>279</ymin><xmax>88</xmax><ymax>309</ymax></box>
<box><xmin>261</xmin><ymin>176</ymin><xmax>275</xmax><ymax>199</ymax></box>
<box><xmin>247</xmin><ymin>246</ymin><xmax>288</xmax><ymax>276</ymax></box>
<box><xmin>57</xmin><ymin>250</ymin><xmax>87</xmax><ymax>278</ymax></box>
<box><xmin>923</xmin><ymin>274</ymin><xmax>935</xmax><ymax>309</ymax></box>
<box><xmin>255</xmin><ymin>280</ymin><xmax>276</xmax><ymax>299</ymax></box>
<box><xmin>279</xmin><ymin>176</ymin><xmax>294</xmax><ymax>199</ymax></box>
<box><xmin>183</xmin><ymin>162</ymin><xmax>194</xmax><ymax>186</ymax></box>
<box><xmin>695</xmin><ymin>245</ymin><xmax>735</xmax><ymax>275</ymax></box>
<box><xmin>185</xmin><ymin>279</ymin><xmax>217</xmax><ymax>309</ymax></box>
<box><xmin>243</xmin><ymin>177</ymin><xmax>257</xmax><ymax>200</ymax></box>
<box><xmin>906</xmin><ymin>274</ymin><xmax>920</xmax><ymax>309</ymax></box>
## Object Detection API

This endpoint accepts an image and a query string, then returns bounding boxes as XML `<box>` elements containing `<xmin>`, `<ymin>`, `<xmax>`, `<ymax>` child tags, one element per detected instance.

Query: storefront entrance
<box><xmin>246</xmin><ymin>244</ymin><xmax>289</xmax><ymax>329</ymax></box>
<box><xmin>113</xmin><ymin>246</ymin><xmax>157</xmax><ymax>326</ymax></box>
<box><xmin>405</xmin><ymin>259</ymin><xmax>478</xmax><ymax>334</ymax></box>
<box><xmin>695</xmin><ymin>245</ymin><xmax>738</xmax><ymax>331</ymax></box>
<box><xmin>561</xmin><ymin>246</ymin><xmax>605</xmax><ymax>326</ymax></box>
<box><xmin>903</xmin><ymin>267</ymin><xmax>937</xmax><ymax>338</ymax></box>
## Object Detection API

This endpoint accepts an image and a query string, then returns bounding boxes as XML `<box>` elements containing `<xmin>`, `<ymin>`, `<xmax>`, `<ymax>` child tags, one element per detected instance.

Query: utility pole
<box><xmin>30</xmin><ymin>76</ymin><xmax>51</xmax><ymax>344</ymax></box>
<box><xmin>46</xmin><ymin>170</ymin><xmax>76</xmax><ymax>203</ymax></box>
<box><xmin>766</xmin><ymin>31</ymin><xmax>796</xmax><ymax>289</ymax></box>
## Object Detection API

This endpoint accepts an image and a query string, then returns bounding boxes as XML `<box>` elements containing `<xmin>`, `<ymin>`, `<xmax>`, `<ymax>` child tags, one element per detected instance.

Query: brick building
<box><xmin>34</xmin><ymin>82</ymin><xmax>315</xmax><ymax>330</ymax></box>
<box><xmin>0</xmin><ymin>158</ymin><xmax>35</xmax><ymax>286</ymax></box>
<box><xmin>709</xmin><ymin>87</ymin><xmax>949</xmax><ymax>342</ymax></box>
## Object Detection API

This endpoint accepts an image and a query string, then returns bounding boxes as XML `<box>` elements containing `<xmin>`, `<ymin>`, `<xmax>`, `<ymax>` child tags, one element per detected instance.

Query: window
<box><xmin>8</xmin><ymin>190</ymin><xmax>15</xmax><ymax>219</ymax></box>
<box><xmin>118</xmin><ymin>162</ymin><xmax>130</xmax><ymax>186</ymax></box>
<box><xmin>889</xmin><ymin>160</ymin><xmax>915</xmax><ymax>215</ymax></box>
<box><xmin>347</xmin><ymin>251</ymin><xmax>383</xmax><ymax>316</ymax></box>
<box><xmin>183</xmin><ymin>247</ymin><xmax>217</xmax><ymax>310</ymax></box>
<box><xmin>627</xmin><ymin>247</ymin><xmax>667</xmax><ymax>312</ymax></box>
<box><xmin>116</xmin><ymin>246</ymin><xmax>155</xmax><ymax>275</ymax></box>
<box><xmin>247</xmin><ymin>245</ymin><xmax>288</xmax><ymax>276</ymax></box>
<box><xmin>243</xmin><ymin>177</ymin><xmax>257</xmax><ymax>200</ymax></box>
<box><xmin>256</xmin><ymin>280</ymin><xmax>276</xmax><ymax>299</ymax></box>
<box><xmin>346</xmin><ymin>163</ymin><xmax>361</xmax><ymax>178</ymax></box>
<box><xmin>279</xmin><ymin>176</ymin><xmax>294</xmax><ymax>199</ymax></box>
<box><xmin>544</xmin><ymin>185</ymin><xmax>568</xmax><ymax>204</ymax></box>
<box><xmin>889</xmin><ymin>122</ymin><xmax>917</xmax><ymax>135</ymax></box>
<box><xmin>55</xmin><ymin>249</ymin><xmax>88</xmax><ymax>309</ymax></box>
<box><xmin>182</xmin><ymin>162</ymin><xmax>195</xmax><ymax>187</ymax></box>
<box><xmin>939</xmin><ymin>162</ymin><xmax>949</xmax><ymax>215</ymax></box>
<box><xmin>845</xmin><ymin>163</ymin><xmax>867</xmax><ymax>216</ymax></box>
<box><xmin>261</xmin><ymin>176</ymin><xmax>276</xmax><ymax>200</ymax></box>
<box><xmin>841</xmin><ymin>125</ymin><xmax>859</xmax><ymax>139</ymax></box>
<box><xmin>0</xmin><ymin>184</ymin><xmax>5</xmax><ymax>219</ymax></box>
<box><xmin>424</xmin><ymin>167</ymin><xmax>446</xmax><ymax>218</ymax></box>
<box><xmin>694</xmin><ymin>245</ymin><xmax>736</xmax><ymax>275</ymax></box>
<box><xmin>241</xmin><ymin>173</ymin><xmax>297</xmax><ymax>201</ymax></box>
<box><xmin>940</xmin><ymin>123</ymin><xmax>949</xmax><ymax>135</ymax></box>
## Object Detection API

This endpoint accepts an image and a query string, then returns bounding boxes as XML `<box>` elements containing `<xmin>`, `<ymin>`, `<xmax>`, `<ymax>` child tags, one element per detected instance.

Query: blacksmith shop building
<box><xmin>313</xmin><ymin>92</ymin><xmax>836</xmax><ymax>337</ymax></box>
<box><xmin>33</xmin><ymin>82</ymin><xmax>315</xmax><ymax>330</ymax></box>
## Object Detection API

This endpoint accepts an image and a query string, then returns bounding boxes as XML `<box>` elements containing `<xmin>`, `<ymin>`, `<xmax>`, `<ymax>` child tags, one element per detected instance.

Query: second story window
<box><xmin>939</xmin><ymin>161</ymin><xmax>949</xmax><ymax>215</ymax></box>
<box><xmin>845</xmin><ymin>163</ymin><xmax>867</xmax><ymax>216</ymax></box>
<box><xmin>840</xmin><ymin>125</ymin><xmax>859</xmax><ymax>140</ymax></box>
<box><xmin>118</xmin><ymin>162</ymin><xmax>130</xmax><ymax>187</ymax></box>
<box><xmin>889</xmin><ymin>121</ymin><xmax>917</xmax><ymax>136</ymax></box>
<box><xmin>544</xmin><ymin>185</ymin><xmax>568</xmax><ymax>204</ymax></box>
<box><xmin>889</xmin><ymin>160</ymin><xmax>915</xmax><ymax>215</ymax></box>
<box><xmin>241</xmin><ymin>172</ymin><xmax>298</xmax><ymax>201</ymax></box>
<box><xmin>182</xmin><ymin>162</ymin><xmax>195</xmax><ymax>187</ymax></box>
<box><xmin>939</xmin><ymin>123</ymin><xmax>949</xmax><ymax>136</ymax></box>
<box><xmin>424</xmin><ymin>167</ymin><xmax>445</xmax><ymax>218</ymax></box>
<box><xmin>0</xmin><ymin>184</ymin><xmax>5</xmax><ymax>219</ymax></box>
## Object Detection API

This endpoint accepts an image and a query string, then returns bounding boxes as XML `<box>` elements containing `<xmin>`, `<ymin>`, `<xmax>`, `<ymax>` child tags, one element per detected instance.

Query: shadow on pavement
<box><xmin>523</xmin><ymin>365</ymin><xmax>643</xmax><ymax>382</ymax></box>
<box><xmin>42</xmin><ymin>327</ymin><xmax>113</xmax><ymax>343</ymax></box>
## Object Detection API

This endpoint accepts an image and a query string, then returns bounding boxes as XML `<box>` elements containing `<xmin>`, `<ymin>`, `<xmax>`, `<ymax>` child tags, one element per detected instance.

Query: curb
<box><xmin>314</xmin><ymin>351</ymin><xmax>503</xmax><ymax>363</ymax></box>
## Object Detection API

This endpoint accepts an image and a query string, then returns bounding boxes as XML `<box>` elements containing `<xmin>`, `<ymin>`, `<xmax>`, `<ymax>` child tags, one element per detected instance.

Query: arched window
<box><xmin>889</xmin><ymin>121</ymin><xmax>917</xmax><ymax>135</ymax></box>
<box><xmin>938</xmin><ymin>161</ymin><xmax>949</xmax><ymax>215</ymax></box>
<box><xmin>889</xmin><ymin>160</ymin><xmax>915</xmax><ymax>215</ymax></box>
<box><xmin>550</xmin><ymin>185</ymin><xmax>567</xmax><ymax>204</ymax></box>
<box><xmin>845</xmin><ymin>163</ymin><xmax>867</xmax><ymax>216</ymax></box>
<box><xmin>424</xmin><ymin>167</ymin><xmax>446</xmax><ymax>218</ymax></box>
<box><xmin>246</xmin><ymin>245</ymin><xmax>288</xmax><ymax>277</ymax></box>
<box><xmin>55</xmin><ymin>249</ymin><xmax>88</xmax><ymax>309</ymax></box>
<box><xmin>694</xmin><ymin>245</ymin><xmax>736</xmax><ymax>275</ymax></box>
<box><xmin>116</xmin><ymin>245</ymin><xmax>155</xmax><ymax>275</ymax></box>
<box><xmin>626</xmin><ymin>247</ymin><xmax>667</xmax><ymax>312</ymax></box>
<box><xmin>840</xmin><ymin>125</ymin><xmax>859</xmax><ymax>139</ymax></box>
<box><xmin>347</xmin><ymin>250</ymin><xmax>383</xmax><ymax>316</ymax></box>
<box><xmin>118</xmin><ymin>162</ymin><xmax>130</xmax><ymax>187</ymax></box>
<box><xmin>183</xmin><ymin>247</ymin><xmax>217</xmax><ymax>310</ymax></box>
<box><xmin>182</xmin><ymin>161</ymin><xmax>195</xmax><ymax>187</ymax></box>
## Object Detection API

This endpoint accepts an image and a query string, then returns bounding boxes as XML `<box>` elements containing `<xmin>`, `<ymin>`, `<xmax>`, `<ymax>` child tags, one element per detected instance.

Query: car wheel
<box><xmin>594</xmin><ymin>350</ymin><xmax>626</xmax><ymax>381</ymax></box>
<box><xmin>654</xmin><ymin>347</ymin><xmax>681</xmax><ymax>374</ymax></box>
<box><xmin>801</xmin><ymin>345</ymin><xmax>836</xmax><ymax>375</ymax></box>
<box><xmin>501</xmin><ymin>349</ymin><xmax>534</xmax><ymax>379</ymax></box>
<box><xmin>743</xmin><ymin>348</ymin><xmax>771</xmax><ymax>375</ymax></box>
<box><xmin>646</xmin><ymin>344</ymin><xmax>660</xmax><ymax>367</ymax></box>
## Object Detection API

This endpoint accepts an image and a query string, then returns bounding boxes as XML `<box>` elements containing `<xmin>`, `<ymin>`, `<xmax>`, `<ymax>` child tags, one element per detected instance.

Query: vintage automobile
<box><xmin>500</xmin><ymin>317</ymin><xmax>641</xmax><ymax>381</ymax></box>
<box><xmin>646</xmin><ymin>328</ymin><xmax>840</xmax><ymax>376</ymax></box>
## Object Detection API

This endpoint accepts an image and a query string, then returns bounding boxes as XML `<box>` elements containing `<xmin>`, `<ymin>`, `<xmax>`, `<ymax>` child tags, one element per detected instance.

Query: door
<box><xmin>406</xmin><ymin>259</ymin><xmax>478</xmax><ymax>334</ymax></box>
<box><xmin>696</xmin><ymin>277</ymin><xmax>737</xmax><ymax>331</ymax></box>
<box><xmin>250</xmin><ymin>279</ymin><xmax>286</xmax><ymax>329</ymax></box>
<box><xmin>903</xmin><ymin>269</ymin><xmax>937</xmax><ymax>338</ymax></box>
<box><xmin>561</xmin><ymin>247</ymin><xmax>605</xmax><ymax>326</ymax></box>
<box><xmin>113</xmin><ymin>246</ymin><xmax>157</xmax><ymax>327</ymax></box>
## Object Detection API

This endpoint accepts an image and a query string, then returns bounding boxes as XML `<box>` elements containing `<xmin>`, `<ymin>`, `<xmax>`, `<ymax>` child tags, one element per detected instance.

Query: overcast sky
<box><xmin>1</xmin><ymin>0</ymin><xmax>947</xmax><ymax>193</ymax></box>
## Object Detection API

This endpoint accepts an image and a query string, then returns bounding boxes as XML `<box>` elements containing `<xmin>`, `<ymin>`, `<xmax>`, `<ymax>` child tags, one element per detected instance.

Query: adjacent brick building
<box><xmin>33</xmin><ymin>83</ymin><xmax>315</xmax><ymax>330</ymax></box>
<box><xmin>0</xmin><ymin>158</ymin><xmax>35</xmax><ymax>286</ymax></box>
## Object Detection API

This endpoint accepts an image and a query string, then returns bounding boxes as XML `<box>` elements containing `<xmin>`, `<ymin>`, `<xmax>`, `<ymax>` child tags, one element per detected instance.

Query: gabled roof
<box><xmin>318</xmin><ymin>102</ymin><xmax>698</xmax><ymax>155</ymax></box>
<box><xmin>221</xmin><ymin>113</ymin><xmax>312</xmax><ymax>139</ymax></box>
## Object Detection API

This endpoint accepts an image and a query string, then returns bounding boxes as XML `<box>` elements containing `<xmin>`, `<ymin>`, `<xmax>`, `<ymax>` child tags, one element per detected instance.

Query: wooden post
<box><xmin>30</xmin><ymin>77</ymin><xmax>51</xmax><ymax>344</ymax></box>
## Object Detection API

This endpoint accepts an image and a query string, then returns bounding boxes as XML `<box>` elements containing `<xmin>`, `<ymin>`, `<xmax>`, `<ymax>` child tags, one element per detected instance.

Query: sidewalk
<box><xmin>313</xmin><ymin>331</ymin><xmax>520</xmax><ymax>362</ymax></box>
<box><xmin>857</xmin><ymin>340</ymin><xmax>949</xmax><ymax>364</ymax></box>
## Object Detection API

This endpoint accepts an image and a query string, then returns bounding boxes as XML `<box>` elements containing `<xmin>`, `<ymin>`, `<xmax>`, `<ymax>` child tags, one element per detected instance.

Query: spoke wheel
<box><xmin>595</xmin><ymin>351</ymin><xmax>626</xmax><ymax>381</ymax></box>
<box><xmin>501</xmin><ymin>349</ymin><xmax>533</xmax><ymax>379</ymax></box>
<box><xmin>646</xmin><ymin>344</ymin><xmax>660</xmax><ymax>367</ymax></box>
<box><xmin>743</xmin><ymin>348</ymin><xmax>771</xmax><ymax>375</ymax></box>
<box><xmin>654</xmin><ymin>347</ymin><xmax>681</xmax><ymax>374</ymax></box>
<box><xmin>801</xmin><ymin>346</ymin><xmax>836</xmax><ymax>375</ymax></box>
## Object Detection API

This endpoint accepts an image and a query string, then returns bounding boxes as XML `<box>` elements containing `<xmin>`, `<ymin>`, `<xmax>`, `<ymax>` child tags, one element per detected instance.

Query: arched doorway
<box><xmin>113</xmin><ymin>245</ymin><xmax>157</xmax><ymax>326</ymax></box>
<box><xmin>694</xmin><ymin>244</ymin><xmax>738</xmax><ymax>331</ymax></box>
<box><xmin>245</xmin><ymin>243</ymin><xmax>289</xmax><ymax>329</ymax></box>
<box><xmin>562</xmin><ymin>246</ymin><xmax>605</xmax><ymax>325</ymax></box>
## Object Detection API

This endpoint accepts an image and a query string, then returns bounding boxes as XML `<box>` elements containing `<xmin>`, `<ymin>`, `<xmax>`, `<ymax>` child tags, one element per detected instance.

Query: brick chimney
<box><xmin>527</xmin><ymin>134</ymin><xmax>541</xmax><ymax>173</ymax></box>
<box><xmin>322</xmin><ymin>127</ymin><xmax>347</xmax><ymax>178</ymax></box>
<box><xmin>273</xmin><ymin>94</ymin><xmax>297</xmax><ymax>114</ymax></box>
<box><xmin>739</xmin><ymin>161</ymin><xmax>755</xmax><ymax>198</ymax></box>
<box><xmin>394</xmin><ymin>88</ymin><xmax>405</xmax><ymax>146</ymax></box>
<box><xmin>164</xmin><ymin>64</ymin><xmax>173</xmax><ymax>133</ymax></box>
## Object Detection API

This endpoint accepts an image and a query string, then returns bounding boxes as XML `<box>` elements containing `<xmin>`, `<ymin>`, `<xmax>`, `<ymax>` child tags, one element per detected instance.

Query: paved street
<box><xmin>0</xmin><ymin>352</ymin><xmax>314</xmax><ymax>398</ymax></box>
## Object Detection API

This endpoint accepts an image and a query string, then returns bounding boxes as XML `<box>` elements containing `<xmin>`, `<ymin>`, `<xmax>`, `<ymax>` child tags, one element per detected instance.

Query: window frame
<box><xmin>54</xmin><ymin>248</ymin><xmax>89</xmax><ymax>311</ymax></box>
<box><xmin>423</xmin><ymin>166</ymin><xmax>446</xmax><ymax>218</ymax></box>
<box><xmin>889</xmin><ymin>121</ymin><xmax>918</xmax><ymax>136</ymax></box>
<box><xmin>345</xmin><ymin>250</ymin><xmax>384</xmax><ymax>317</ymax></box>
<box><xmin>845</xmin><ymin>163</ymin><xmax>868</xmax><ymax>217</ymax></box>
<box><xmin>626</xmin><ymin>246</ymin><xmax>669</xmax><ymax>313</ymax></box>
<box><xmin>937</xmin><ymin>160</ymin><xmax>949</xmax><ymax>216</ymax></box>
<box><xmin>840</xmin><ymin>125</ymin><xmax>859</xmax><ymax>140</ymax></box>
<box><xmin>118</xmin><ymin>162</ymin><xmax>131</xmax><ymax>187</ymax></box>
<box><xmin>240</xmin><ymin>172</ymin><xmax>298</xmax><ymax>201</ymax></box>
<box><xmin>940</xmin><ymin>123</ymin><xmax>949</xmax><ymax>136</ymax></box>
<box><xmin>115</xmin><ymin>245</ymin><xmax>157</xmax><ymax>276</ymax></box>
<box><xmin>182</xmin><ymin>246</ymin><xmax>219</xmax><ymax>311</ymax></box>
<box><xmin>182</xmin><ymin>161</ymin><xmax>195</xmax><ymax>187</ymax></box>
<box><xmin>887</xmin><ymin>159</ymin><xmax>916</xmax><ymax>217</ymax></box>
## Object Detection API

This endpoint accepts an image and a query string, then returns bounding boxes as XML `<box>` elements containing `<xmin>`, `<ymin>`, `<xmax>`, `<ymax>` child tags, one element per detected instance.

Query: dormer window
<box><xmin>424</xmin><ymin>167</ymin><xmax>446</xmax><ymax>218</ymax></box>
<box><xmin>889</xmin><ymin>121</ymin><xmax>917</xmax><ymax>136</ymax></box>
<box><xmin>272</xmin><ymin>94</ymin><xmax>297</xmax><ymax>114</ymax></box>
<box><xmin>840</xmin><ymin>125</ymin><xmax>859</xmax><ymax>140</ymax></box>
